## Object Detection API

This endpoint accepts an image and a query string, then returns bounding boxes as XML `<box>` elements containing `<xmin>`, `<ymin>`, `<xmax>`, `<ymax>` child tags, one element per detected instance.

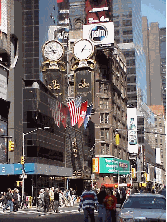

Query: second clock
<box><xmin>73</xmin><ymin>39</ymin><xmax>94</xmax><ymax>61</ymax></box>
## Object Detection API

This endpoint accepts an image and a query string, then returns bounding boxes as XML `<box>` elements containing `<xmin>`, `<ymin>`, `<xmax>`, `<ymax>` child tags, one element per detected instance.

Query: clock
<box><xmin>42</xmin><ymin>40</ymin><xmax>64</xmax><ymax>61</ymax></box>
<box><xmin>73</xmin><ymin>39</ymin><xmax>94</xmax><ymax>60</ymax></box>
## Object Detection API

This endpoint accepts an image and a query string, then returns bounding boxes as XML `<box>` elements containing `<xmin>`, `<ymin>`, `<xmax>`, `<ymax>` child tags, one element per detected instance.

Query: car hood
<box><xmin>119</xmin><ymin>208</ymin><xmax>166</xmax><ymax>220</ymax></box>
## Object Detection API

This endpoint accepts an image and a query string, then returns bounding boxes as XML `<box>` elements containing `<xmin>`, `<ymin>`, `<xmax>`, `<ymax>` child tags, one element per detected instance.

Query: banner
<box><xmin>60</xmin><ymin>104</ymin><xmax>68</xmax><ymax>128</ymax></box>
<box><xmin>0</xmin><ymin>0</ymin><xmax>7</xmax><ymax>34</ymax></box>
<box><xmin>67</xmin><ymin>96</ymin><xmax>81</xmax><ymax>126</ymax></box>
<box><xmin>85</xmin><ymin>0</ymin><xmax>109</xmax><ymax>24</ymax></box>
<box><xmin>127</xmin><ymin>108</ymin><xmax>138</xmax><ymax>154</ymax></box>
<box><xmin>84</xmin><ymin>104</ymin><xmax>93</xmax><ymax>129</ymax></box>
<box><xmin>78</xmin><ymin>101</ymin><xmax>88</xmax><ymax>128</ymax></box>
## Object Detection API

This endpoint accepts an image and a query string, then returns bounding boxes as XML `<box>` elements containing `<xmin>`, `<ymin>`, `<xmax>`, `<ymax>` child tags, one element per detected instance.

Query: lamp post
<box><xmin>22</xmin><ymin>127</ymin><xmax>50</xmax><ymax>203</ymax></box>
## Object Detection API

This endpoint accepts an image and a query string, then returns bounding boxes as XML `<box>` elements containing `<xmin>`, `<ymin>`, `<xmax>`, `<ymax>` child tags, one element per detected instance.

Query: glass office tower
<box><xmin>113</xmin><ymin>0</ymin><xmax>146</xmax><ymax>107</ymax></box>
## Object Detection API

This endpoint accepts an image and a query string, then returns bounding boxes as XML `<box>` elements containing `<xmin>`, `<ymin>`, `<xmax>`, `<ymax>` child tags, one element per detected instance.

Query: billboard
<box><xmin>85</xmin><ymin>0</ymin><xmax>110</xmax><ymax>24</ymax></box>
<box><xmin>57</xmin><ymin>0</ymin><xmax>69</xmax><ymax>26</ymax></box>
<box><xmin>155</xmin><ymin>148</ymin><xmax>161</xmax><ymax>164</ymax></box>
<box><xmin>83</xmin><ymin>22</ymin><xmax>114</xmax><ymax>46</ymax></box>
<box><xmin>99</xmin><ymin>158</ymin><xmax>130</xmax><ymax>175</ymax></box>
<box><xmin>127</xmin><ymin>108</ymin><xmax>138</xmax><ymax>154</ymax></box>
<box><xmin>0</xmin><ymin>68</ymin><xmax>7</xmax><ymax>100</ymax></box>
<box><xmin>92</xmin><ymin>157</ymin><xmax>99</xmax><ymax>173</ymax></box>
<box><xmin>0</xmin><ymin>0</ymin><xmax>7</xmax><ymax>34</ymax></box>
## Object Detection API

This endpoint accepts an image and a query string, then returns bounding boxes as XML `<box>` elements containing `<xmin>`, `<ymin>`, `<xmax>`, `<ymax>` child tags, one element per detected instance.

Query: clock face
<box><xmin>43</xmin><ymin>40</ymin><xmax>64</xmax><ymax>61</ymax></box>
<box><xmin>73</xmin><ymin>39</ymin><xmax>94</xmax><ymax>60</ymax></box>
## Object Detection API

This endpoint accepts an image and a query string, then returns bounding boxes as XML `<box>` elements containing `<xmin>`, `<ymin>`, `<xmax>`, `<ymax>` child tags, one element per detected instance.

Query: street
<box><xmin>0</xmin><ymin>204</ymin><xmax>120</xmax><ymax>222</ymax></box>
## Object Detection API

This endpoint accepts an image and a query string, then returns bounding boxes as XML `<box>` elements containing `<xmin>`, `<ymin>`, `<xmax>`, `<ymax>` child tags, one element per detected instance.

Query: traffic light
<box><xmin>73</xmin><ymin>171</ymin><xmax>76</xmax><ymax>177</ymax></box>
<box><xmin>16</xmin><ymin>181</ymin><xmax>22</xmax><ymax>187</ymax></box>
<box><xmin>115</xmin><ymin>133</ymin><xmax>119</xmax><ymax>145</ymax></box>
<box><xmin>8</xmin><ymin>141</ymin><xmax>14</xmax><ymax>152</ymax></box>
<box><xmin>77</xmin><ymin>170</ymin><xmax>82</xmax><ymax>177</ymax></box>
<box><xmin>21</xmin><ymin>156</ymin><xmax>24</xmax><ymax>165</ymax></box>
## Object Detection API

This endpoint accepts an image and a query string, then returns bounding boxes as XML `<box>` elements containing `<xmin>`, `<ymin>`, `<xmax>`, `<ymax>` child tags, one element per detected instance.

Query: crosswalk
<box><xmin>0</xmin><ymin>208</ymin><xmax>99</xmax><ymax>216</ymax></box>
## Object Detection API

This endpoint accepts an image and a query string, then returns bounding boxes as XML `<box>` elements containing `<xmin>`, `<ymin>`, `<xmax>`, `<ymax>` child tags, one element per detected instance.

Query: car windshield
<box><xmin>122</xmin><ymin>196</ymin><xmax>166</xmax><ymax>210</ymax></box>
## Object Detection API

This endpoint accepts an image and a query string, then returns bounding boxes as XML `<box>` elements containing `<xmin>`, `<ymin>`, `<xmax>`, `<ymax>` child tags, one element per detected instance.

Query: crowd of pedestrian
<box><xmin>37</xmin><ymin>187</ymin><xmax>77</xmax><ymax>213</ymax></box>
<box><xmin>0</xmin><ymin>186</ymin><xmax>78</xmax><ymax>214</ymax></box>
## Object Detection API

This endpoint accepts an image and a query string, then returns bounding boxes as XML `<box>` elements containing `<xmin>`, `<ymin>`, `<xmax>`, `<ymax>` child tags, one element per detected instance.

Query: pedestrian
<box><xmin>54</xmin><ymin>188</ymin><xmax>59</xmax><ymax>213</ymax></box>
<box><xmin>44</xmin><ymin>188</ymin><xmax>50</xmax><ymax>213</ymax></box>
<box><xmin>116</xmin><ymin>189</ymin><xmax>120</xmax><ymax>204</ymax></box>
<box><xmin>3</xmin><ymin>188</ymin><xmax>14</xmax><ymax>213</ymax></box>
<box><xmin>78</xmin><ymin>183</ymin><xmax>98</xmax><ymax>222</ymax></box>
<box><xmin>104</xmin><ymin>188</ymin><xmax>117</xmax><ymax>222</ymax></box>
<box><xmin>97</xmin><ymin>185</ymin><xmax>107</xmax><ymax>222</ymax></box>
<box><xmin>13</xmin><ymin>188</ymin><xmax>18</xmax><ymax>212</ymax></box>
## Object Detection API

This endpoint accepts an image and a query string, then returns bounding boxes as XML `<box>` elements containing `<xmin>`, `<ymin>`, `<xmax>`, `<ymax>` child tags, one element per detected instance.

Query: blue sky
<box><xmin>141</xmin><ymin>0</ymin><xmax>166</xmax><ymax>28</ymax></box>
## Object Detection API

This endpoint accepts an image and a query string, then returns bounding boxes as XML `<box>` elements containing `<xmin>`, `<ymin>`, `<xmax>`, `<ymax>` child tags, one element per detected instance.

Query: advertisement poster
<box><xmin>83</xmin><ymin>22</ymin><xmax>114</xmax><ymax>46</ymax></box>
<box><xmin>92</xmin><ymin>158</ymin><xmax>99</xmax><ymax>173</ymax></box>
<box><xmin>85</xmin><ymin>0</ymin><xmax>110</xmax><ymax>24</ymax></box>
<box><xmin>127</xmin><ymin>108</ymin><xmax>138</xmax><ymax>154</ymax></box>
<box><xmin>99</xmin><ymin>158</ymin><xmax>130</xmax><ymax>175</ymax></box>
<box><xmin>0</xmin><ymin>0</ymin><xmax>7</xmax><ymax>34</ymax></box>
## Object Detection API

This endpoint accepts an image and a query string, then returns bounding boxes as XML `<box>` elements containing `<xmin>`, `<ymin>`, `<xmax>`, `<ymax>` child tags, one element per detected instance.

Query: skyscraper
<box><xmin>113</xmin><ymin>0</ymin><xmax>147</xmax><ymax>108</ymax></box>
<box><xmin>159</xmin><ymin>27</ymin><xmax>166</xmax><ymax>117</ymax></box>
<box><xmin>148</xmin><ymin>22</ymin><xmax>162</xmax><ymax>106</ymax></box>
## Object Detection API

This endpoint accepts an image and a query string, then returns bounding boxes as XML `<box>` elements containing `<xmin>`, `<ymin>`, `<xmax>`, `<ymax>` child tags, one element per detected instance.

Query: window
<box><xmin>123</xmin><ymin>29</ymin><xmax>133</xmax><ymax>35</ymax></box>
<box><xmin>100</xmin><ymin>144</ymin><xmax>105</xmax><ymax>154</ymax></box>
<box><xmin>100</xmin><ymin>143</ymin><xmax>110</xmax><ymax>155</ymax></box>
<box><xmin>101</xmin><ymin>128</ymin><xmax>109</xmax><ymax>140</ymax></box>
<box><xmin>122</xmin><ymin>19</ymin><xmax>132</xmax><ymax>27</ymax></box>
<box><xmin>114</xmin><ymin>21</ymin><xmax>119</xmax><ymax>27</ymax></box>
<box><xmin>115</xmin><ymin>30</ymin><xmax>119</xmax><ymax>36</ymax></box>
<box><xmin>100</xmin><ymin>98</ymin><xmax>109</xmax><ymax>109</ymax></box>
<box><xmin>100</xmin><ymin>113</ymin><xmax>109</xmax><ymax>124</ymax></box>
<box><xmin>99</xmin><ymin>83</ymin><xmax>109</xmax><ymax>93</ymax></box>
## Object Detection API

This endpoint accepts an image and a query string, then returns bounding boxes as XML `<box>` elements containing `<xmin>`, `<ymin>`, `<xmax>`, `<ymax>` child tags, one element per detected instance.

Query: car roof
<box><xmin>130</xmin><ymin>193</ymin><xmax>165</xmax><ymax>198</ymax></box>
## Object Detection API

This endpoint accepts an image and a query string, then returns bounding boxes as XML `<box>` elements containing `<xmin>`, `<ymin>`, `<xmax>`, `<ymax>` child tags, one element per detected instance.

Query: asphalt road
<box><xmin>0</xmin><ymin>203</ymin><xmax>120</xmax><ymax>222</ymax></box>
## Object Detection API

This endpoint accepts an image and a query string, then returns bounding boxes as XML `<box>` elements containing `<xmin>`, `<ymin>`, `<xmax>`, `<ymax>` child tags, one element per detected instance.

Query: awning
<box><xmin>0</xmin><ymin>163</ymin><xmax>73</xmax><ymax>177</ymax></box>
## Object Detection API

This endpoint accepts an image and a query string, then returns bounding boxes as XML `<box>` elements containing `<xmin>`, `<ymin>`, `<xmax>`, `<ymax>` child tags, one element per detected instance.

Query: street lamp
<box><xmin>22</xmin><ymin>127</ymin><xmax>50</xmax><ymax>203</ymax></box>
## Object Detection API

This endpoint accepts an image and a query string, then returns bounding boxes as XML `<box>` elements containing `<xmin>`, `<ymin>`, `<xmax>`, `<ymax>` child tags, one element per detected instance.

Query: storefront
<box><xmin>0</xmin><ymin>163</ymin><xmax>72</xmax><ymax>201</ymax></box>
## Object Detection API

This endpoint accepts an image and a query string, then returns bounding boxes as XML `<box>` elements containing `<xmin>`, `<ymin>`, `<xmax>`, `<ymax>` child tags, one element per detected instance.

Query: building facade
<box><xmin>113</xmin><ymin>0</ymin><xmax>147</xmax><ymax>108</ymax></box>
<box><xmin>159</xmin><ymin>27</ymin><xmax>166</xmax><ymax>117</ymax></box>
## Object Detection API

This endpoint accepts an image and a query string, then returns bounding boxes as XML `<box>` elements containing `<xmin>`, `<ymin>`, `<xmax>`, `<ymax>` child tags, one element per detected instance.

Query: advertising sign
<box><xmin>99</xmin><ymin>158</ymin><xmax>130</xmax><ymax>175</ymax></box>
<box><xmin>0</xmin><ymin>0</ymin><xmax>7</xmax><ymax>34</ymax></box>
<box><xmin>127</xmin><ymin>108</ymin><xmax>138</xmax><ymax>154</ymax></box>
<box><xmin>85</xmin><ymin>0</ymin><xmax>110</xmax><ymax>24</ymax></box>
<box><xmin>83</xmin><ymin>22</ymin><xmax>114</xmax><ymax>46</ymax></box>
<box><xmin>92</xmin><ymin>158</ymin><xmax>99</xmax><ymax>173</ymax></box>
<box><xmin>57</xmin><ymin>0</ymin><xmax>69</xmax><ymax>26</ymax></box>
<box><xmin>0</xmin><ymin>70</ymin><xmax>7</xmax><ymax>100</ymax></box>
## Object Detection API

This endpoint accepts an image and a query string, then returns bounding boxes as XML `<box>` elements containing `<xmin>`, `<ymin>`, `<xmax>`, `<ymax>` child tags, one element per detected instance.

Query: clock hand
<box><xmin>81</xmin><ymin>45</ymin><xmax>86</xmax><ymax>52</ymax></box>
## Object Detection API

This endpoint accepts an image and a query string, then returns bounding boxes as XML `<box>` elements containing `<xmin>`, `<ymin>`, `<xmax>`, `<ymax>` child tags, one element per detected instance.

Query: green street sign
<box><xmin>99</xmin><ymin>158</ymin><xmax>130</xmax><ymax>175</ymax></box>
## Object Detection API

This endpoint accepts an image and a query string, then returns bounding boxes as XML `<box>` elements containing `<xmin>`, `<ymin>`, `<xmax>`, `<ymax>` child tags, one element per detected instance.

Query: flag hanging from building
<box><xmin>67</xmin><ymin>96</ymin><xmax>82</xmax><ymax>126</ymax></box>
<box><xmin>60</xmin><ymin>104</ymin><xmax>68</xmax><ymax>128</ymax></box>
<box><xmin>84</xmin><ymin>104</ymin><xmax>93</xmax><ymax>129</ymax></box>
<box><xmin>78</xmin><ymin>101</ymin><xmax>88</xmax><ymax>128</ymax></box>
<box><xmin>57</xmin><ymin>0</ymin><xmax>64</xmax><ymax>3</ymax></box>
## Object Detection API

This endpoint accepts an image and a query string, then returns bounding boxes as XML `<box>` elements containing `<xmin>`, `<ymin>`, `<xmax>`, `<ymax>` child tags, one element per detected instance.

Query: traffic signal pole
<box><xmin>22</xmin><ymin>133</ymin><xmax>25</xmax><ymax>203</ymax></box>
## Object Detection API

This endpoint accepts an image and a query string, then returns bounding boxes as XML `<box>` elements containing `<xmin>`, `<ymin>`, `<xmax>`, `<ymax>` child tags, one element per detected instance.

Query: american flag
<box><xmin>67</xmin><ymin>96</ymin><xmax>81</xmax><ymax>126</ymax></box>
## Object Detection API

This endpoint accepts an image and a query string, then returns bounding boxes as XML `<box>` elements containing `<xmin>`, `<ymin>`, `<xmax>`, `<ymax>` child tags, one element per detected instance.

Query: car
<box><xmin>118</xmin><ymin>193</ymin><xmax>166</xmax><ymax>221</ymax></box>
